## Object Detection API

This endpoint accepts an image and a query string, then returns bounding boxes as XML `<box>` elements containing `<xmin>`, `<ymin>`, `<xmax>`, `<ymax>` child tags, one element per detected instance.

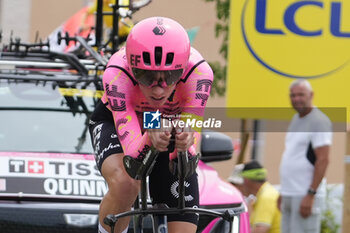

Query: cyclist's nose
<box><xmin>151</xmin><ymin>85</ymin><xmax>165</xmax><ymax>95</ymax></box>
<box><xmin>154</xmin><ymin>72</ymin><xmax>166</xmax><ymax>82</ymax></box>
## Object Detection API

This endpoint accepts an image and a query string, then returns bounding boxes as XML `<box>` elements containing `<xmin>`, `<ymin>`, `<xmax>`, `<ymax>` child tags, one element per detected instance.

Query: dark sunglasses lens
<box><xmin>132</xmin><ymin>68</ymin><xmax>183</xmax><ymax>87</ymax></box>
<box><xmin>165</xmin><ymin>69</ymin><xmax>183</xmax><ymax>86</ymax></box>
<box><xmin>132</xmin><ymin>69</ymin><xmax>153</xmax><ymax>86</ymax></box>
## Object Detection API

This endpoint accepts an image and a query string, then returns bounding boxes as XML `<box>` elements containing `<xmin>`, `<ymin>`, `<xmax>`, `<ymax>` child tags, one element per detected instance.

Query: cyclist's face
<box><xmin>139</xmin><ymin>77</ymin><xmax>176</xmax><ymax>107</ymax></box>
<box><xmin>290</xmin><ymin>84</ymin><xmax>313</xmax><ymax>115</ymax></box>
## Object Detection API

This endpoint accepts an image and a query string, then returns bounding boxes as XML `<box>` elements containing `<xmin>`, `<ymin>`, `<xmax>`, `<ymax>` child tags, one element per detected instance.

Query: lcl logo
<box><xmin>256</xmin><ymin>0</ymin><xmax>349</xmax><ymax>37</ymax></box>
<box><xmin>241</xmin><ymin>0</ymin><xmax>350</xmax><ymax>78</ymax></box>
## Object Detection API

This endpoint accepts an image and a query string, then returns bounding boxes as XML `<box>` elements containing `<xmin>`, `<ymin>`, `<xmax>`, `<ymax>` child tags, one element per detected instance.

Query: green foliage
<box><xmin>321</xmin><ymin>209</ymin><xmax>340</xmax><ymax>233</ymax></box>
<box><xmin>204</xmin><ymin>0</ymin><xmax>230</xmax><ymax>96</ymax></box>
<box><xmin>320</xmin><ymin>185</ymin><xmax>341</xmax><ymax>233</ymax></box>
<box><xmin>208</xmin><ymin>61</ymin><xmax>226</xmax><ymax>96</ymax></box>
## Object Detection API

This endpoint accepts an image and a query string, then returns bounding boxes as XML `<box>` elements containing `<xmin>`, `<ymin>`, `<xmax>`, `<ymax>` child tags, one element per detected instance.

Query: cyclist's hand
<box><xmin>148</xmin><ymin>119</ymin><xmax>172</xmax><ymax>152</ymax></box>
<box><xmin>175</xmin><ymin>127</ymin><xmax>194</xmax><ymax>152</ymax></box>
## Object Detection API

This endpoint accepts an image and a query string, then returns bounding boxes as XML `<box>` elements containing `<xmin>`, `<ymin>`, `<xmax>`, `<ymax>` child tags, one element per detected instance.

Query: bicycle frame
<box><xmin>104</xmin><ymin>151</ymin><xmax>245</xmax><ymax>233</ymax></box>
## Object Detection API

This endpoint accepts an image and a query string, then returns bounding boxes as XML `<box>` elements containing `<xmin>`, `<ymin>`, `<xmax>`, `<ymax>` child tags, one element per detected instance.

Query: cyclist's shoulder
<box><xmin>103</xmin><ymin>47</ymin><xmax>136</xmax><ymax>87</ymax></box>
<box><xmin>187</xmin><ymin>47</ymin><xmax>212</xmax><ymax>71</ymax></box>
<box><xmin>188</xmin><ymin>47</ymin><xmax>205</xmax><ymax>65</ymax></box>
<box><xmin>182</xmin><ymin>47</ymin><xmax>213</xmax><ymax>82</ymax></box>
<box><xmin>106</xmin><ymin>47</ymin><xmax>128</xmax><ymax>69</ymax></box>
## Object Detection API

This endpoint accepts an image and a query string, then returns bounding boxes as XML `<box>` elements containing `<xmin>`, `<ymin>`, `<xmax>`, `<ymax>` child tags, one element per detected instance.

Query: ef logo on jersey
<box><xmin>143</xmin><ymin>110</ymin><xmax>161</xmax><ymax>129</ymax></box>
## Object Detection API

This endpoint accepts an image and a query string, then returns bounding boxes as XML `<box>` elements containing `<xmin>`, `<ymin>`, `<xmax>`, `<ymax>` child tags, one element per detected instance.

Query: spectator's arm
<box><xmin>252</xmin><ymin>224</ymin><xmax>270</xmax><ymax>233</ymax></box>
<box><xmin>310</xmin><ymin>145</ymin><xmax>330</xmax><ymax>190</ymax></box>
<box><xmin>300</xmin><ymin>145</ymin><xmax>330</xmax><ymax>218</ymax></box>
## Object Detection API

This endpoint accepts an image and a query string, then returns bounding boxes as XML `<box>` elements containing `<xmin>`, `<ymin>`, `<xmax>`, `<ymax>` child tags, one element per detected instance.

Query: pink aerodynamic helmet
<box><xmin>126</xmin><ymin>17</ymin><xmax>191</xmax><ymax>87</ymax></box>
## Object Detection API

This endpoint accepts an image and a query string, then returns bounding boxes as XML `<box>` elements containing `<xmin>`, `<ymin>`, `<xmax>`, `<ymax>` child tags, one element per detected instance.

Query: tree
<box><xmin>204</xmin><ymin>0</ymin><xmax>230</xmax><ymax>96</ymax></box>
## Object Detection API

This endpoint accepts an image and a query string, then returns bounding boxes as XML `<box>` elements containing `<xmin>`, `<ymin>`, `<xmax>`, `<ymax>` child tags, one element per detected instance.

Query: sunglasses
<box><xmin>132</xmin><ymin>68</ymin><xmax>183</xmax><ymax>87</ymax></box>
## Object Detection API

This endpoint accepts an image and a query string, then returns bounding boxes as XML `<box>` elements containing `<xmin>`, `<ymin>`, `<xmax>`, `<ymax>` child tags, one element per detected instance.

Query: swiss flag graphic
<box><xmin>28</xmin><ymin>161</ymin><xmax>44</xmax><ymax>174</ymax></box>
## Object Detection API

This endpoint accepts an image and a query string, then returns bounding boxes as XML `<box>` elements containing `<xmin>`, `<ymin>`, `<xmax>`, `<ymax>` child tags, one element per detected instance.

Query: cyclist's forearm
<box><xmin>122</xmin><ymin>131</ymin><xmax>153</xmax><ymax>159</ymax></box>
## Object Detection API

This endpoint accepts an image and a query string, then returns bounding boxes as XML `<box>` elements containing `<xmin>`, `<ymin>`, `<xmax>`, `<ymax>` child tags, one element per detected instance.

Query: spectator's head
<box><xmin>241</xmin><ymin>160</ymin><xmax>267</xmax><ymax>183</ymax></box>
<box><xmin>241</xmin><ymin>160</ymin><xmax>267</xmax><ymax>196</ymax></box>
<box><xmin>289</xmin><ymin>79</ymin><xmax>313</xmax><ymax>116</ymax></box>
<box><xmin>227</xmin><ymin>164</ymin><xmax>244</xmax><ymax>193</ymax></box>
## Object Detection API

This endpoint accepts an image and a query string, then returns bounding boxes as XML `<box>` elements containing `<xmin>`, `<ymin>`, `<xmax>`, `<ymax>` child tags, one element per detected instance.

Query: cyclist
<box><xmin>89</xmin><ymin>17</ymin><xmax>213</xmax><ymax>233</ymax></box>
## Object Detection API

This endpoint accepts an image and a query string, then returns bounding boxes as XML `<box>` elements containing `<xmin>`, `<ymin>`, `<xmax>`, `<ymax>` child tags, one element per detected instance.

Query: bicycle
<box><xmin>103</xmin><ymin>144</ymin><xmax>245</xmax><ymax>233</ymax></box>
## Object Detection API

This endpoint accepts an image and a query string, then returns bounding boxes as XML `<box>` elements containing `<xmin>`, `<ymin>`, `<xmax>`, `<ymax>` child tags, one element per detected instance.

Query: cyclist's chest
<box><xmin>133</xmin><ymin>101</ymin><xmax>183</xmax><ymax>119</ymax></box>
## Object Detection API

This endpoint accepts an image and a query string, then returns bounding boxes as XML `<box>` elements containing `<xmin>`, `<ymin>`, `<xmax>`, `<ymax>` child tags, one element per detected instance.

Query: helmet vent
<box><xmin>165</xmin><ymin>53</ymin><xmax>174</xmax><ymax>66</ymax></box>
<box><xmin>142</xmin><ymin>52</ymin><xmax>151</xmax><ymax>66</ymax></box>
<box><xmin>155</xmin><ymin>46</ymin><xmax>163</xmax><ymax>66</ymax></box>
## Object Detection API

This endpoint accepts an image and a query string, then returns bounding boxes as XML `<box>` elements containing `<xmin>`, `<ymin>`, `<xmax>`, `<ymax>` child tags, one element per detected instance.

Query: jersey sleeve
<box><xmin>251</xmin><ymin>197</ymin><xmax>275</xmax><ymax>227</ymax></box>
<box><xmin>251</xmin><ymin>190</ymin><xmax>278</xmax><ymax>228</ymax></box>
<box><xmin>101</xmin><ymin>51</ymin><xmax>152</xmax><ymax>160</ymax></box>
<box><xmin>250</xmin><ymin>183</ymin><xmax>280</xmax><ymax>229</ymax></box>
<box><xmin>311</xmin><ymin>132</ymin><xmax>332</xmax><ymax>148</ymax></box>
<box><xmin>169</xmin><ymin>48</ymin><xmax>213</xmax><ymax>158</ymax></box>
<box><xmin>178</xmin><ymin>48</ymin><xmax>214</xmax><ymax>128</ymax></box>
<box><xmin>311</xmin><ymin>111</ymin><xmax>333</xmax><ymax>148</ymax></box>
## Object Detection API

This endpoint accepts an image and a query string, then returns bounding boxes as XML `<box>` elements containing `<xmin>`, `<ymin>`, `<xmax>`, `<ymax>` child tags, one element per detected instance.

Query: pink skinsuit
<box><xmin>101</xmin><ymin>47</ymin><xmax>213</xmax><ymax>160</ymax></box>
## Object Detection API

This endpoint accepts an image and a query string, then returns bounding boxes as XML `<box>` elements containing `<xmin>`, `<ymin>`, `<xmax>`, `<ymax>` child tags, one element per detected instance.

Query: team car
<box><xmin>0</xmin><ymin>79</ymin><xmax>249</xmax><ymax>232</ymax></box>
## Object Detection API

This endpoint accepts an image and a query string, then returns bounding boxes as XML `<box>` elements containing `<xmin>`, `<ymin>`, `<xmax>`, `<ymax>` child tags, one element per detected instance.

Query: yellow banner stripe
<box><xmin>58</xmin><ymin>88</ymin><xmax>104</xmax><ymax>98</ymax></box>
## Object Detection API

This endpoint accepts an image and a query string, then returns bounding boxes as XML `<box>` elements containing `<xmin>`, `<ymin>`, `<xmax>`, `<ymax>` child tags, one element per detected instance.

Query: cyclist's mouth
<box><xmin>151</xmin><ymin>96</ymin><xmax>165</xmax><ymax>101</ymax></box>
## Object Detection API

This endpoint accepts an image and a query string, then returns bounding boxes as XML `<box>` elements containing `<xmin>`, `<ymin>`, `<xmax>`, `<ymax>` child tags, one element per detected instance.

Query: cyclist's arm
<box><xmin>174</xmin><ymin>49</ymin><xmax>214</xmax><ymax>156</ymax></box>
<box><xmin>102</xmin><ymin>52</ymin><xmax>152</xmax><ymax>159</ymax></box>
<box><xmin>179</xmin><ymin>49</ymin><xmax>213</xmax><ymax>122</ymax></box>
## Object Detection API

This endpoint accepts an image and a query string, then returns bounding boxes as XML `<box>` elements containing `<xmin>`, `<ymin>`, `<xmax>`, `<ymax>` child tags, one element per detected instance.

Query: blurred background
<box><xmin>0</xmin><ymin>0</ymin><xmax>346</xmax><ymax>188</ymax></box>
<box><xmin>1</xmin><ymin>0</ymin><xmax>348</xmax><ymax>231</ymax></box>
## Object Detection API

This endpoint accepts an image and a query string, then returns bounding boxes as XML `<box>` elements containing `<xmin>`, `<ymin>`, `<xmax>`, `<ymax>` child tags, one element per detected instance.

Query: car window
<box><xmin>0</xmin><ymin>82</ymin><xmax>99</xmax><ymax>154</ymax></box>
